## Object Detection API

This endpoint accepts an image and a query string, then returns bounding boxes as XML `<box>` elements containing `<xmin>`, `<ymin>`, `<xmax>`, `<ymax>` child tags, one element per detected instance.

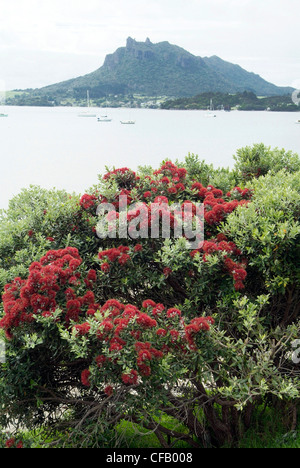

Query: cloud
<box><xmin>0</xmin><ymin>0</ymin><xmax>299</xmax><ymax>89</ymax></box>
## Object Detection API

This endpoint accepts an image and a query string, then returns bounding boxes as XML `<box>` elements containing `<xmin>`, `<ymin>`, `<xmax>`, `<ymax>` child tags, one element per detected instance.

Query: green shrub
<box><xmin>233</xmin><ymin>143</ymin><xmax>300</xmax><ymax>181</ymax></box>
<box><xmin>0</xmin><ymin>156</ymin><xmax>299</xmax><ymax>448</ymax></box>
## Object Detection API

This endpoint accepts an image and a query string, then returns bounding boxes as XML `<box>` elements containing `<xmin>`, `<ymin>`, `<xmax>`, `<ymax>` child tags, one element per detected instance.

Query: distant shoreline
<box><xmin>3</xmin><ymin>104</ymin><xmax>300</xmax><ymax>113</ymax></box>
<box><xmin>5</xmin><ymin>90</ymin><xmax>299</xmax><ymax>112</ymax></box>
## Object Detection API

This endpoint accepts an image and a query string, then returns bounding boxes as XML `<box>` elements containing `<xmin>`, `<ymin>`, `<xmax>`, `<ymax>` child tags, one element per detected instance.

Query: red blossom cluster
<box><xmin>0</xmin><ymin>248</ymin><xmax>99</xmax><ymax>338</ymax></box>
<box><xmin>98</xmin><ymin>246</ymin><xmax>132</xmax><ymax>272</ymax></box>
<box><xmin>103</xmin><ymin>167</ymin><xmax>136</xmax><ymax>180</ymax></box>
<box><xmin>191</xmin><ymin>235</ymin><xmax>248</xmax><ymax>290</ymax></box>
<box><xmin>103</xmin><ymin>167</ymin><xmax>138</xmax><ymax>190</ymax></box>
<box><xmin>80</xmin><ymin>163</ymin><xmax>252</xmax><ymax>242</ymax></box>
<box><xmin>121</xmin><ymin>369</ymin><xmax>139</xmax><ymax>385</ymax></box>
<box><xmin>79</xmin><ymin>299</ymin><xmax>214</xmax><ymax>390</ymax></box>
<box><xmin>185</xmin><ymin>316</ymin><xmax>215</xmax><ymax>350</ymax></box>
<box><xmin>144</xmin><ymin>161</ymin><xmax>188</xmax><ymax>196</ymax></box>
<box><xmin>193</xmin><ymin>184</ymin><xmax>251</xmax><ymax>226</ymax></box>
<box><xmin>226</xmin><ymin>186</ymin><xmax>253</xmax><ymax>200</ymax></box>
<box><xmin>153</xmin><ymin>160</ymin><xmax>187</xmax><ymax>181</ymax></box>
<box><xmin>95</xmin><ymin>163</ymin><xmax>252</xmax><ymax>237</ymax></box>
<box><xmin>81</xmin><ymin>369</ymin><xmax>91</xmax><ymax>387</ymax></box>
<box><xmin>79</xmin><ymin>194</ymin><xmax>98</xmax><ymax>210</ymax></box>
<box><xmin>4</xmin><ymin>438</ymin><xmax>23</xmax><ymax>449</ymax></box>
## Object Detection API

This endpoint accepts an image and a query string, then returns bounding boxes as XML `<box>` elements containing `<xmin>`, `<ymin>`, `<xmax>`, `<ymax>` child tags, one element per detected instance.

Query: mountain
<box><xmin>13</xmin><ymin>38</ymin><xmax>294</xmax><ymax>103</ymax></box>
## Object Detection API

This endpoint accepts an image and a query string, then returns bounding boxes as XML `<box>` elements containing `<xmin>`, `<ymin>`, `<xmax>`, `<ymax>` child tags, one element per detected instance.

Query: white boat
<box><xmin>120</xmin><ymin>120</ymin><xmax>135</xmax><ymax>125</ymax></box>
<box><xmin>295</xmin><ymin>119</ymin><xmax>300</xmax><ymax>124</ymax></box>
<box><xmin>205</xmin><ymin>99</ymin><xmax>217</xmax><ymax>118</ymax></box>
<box><xmin>98</xmin><ymin>115</ymin><xmax>112</xmax><ymax>122</ymax></box>
<box><xmin>78</xmin><ymin>91</ymin><xmax>96</xmax><ymax>117</ymax></box>
<box><xmin>98</xmin><ymin>98</ymin><xmax>112</xmax><ymax>121</ymax></box>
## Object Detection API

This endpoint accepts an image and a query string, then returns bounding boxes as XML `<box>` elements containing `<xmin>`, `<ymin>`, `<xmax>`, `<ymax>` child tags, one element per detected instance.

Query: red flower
<box><xmin>152</xmin><ymin>304</ymin><xmax>165</xmax><ymax>315</ymax></box>
<box><xmin>73</xmin><ymin>322</ymin><xmax>91</xmax><ymax>336</ymax></box>
<box><xmin>142</xmin><ymin>299</ymin><xmax>156</xmax><ymax>309</ymax></box>
<box><xmin>81</xmin><ymin>369</ymin><xmax>91</xmax><ymax>387</ymax></box>
<box><xmin>5</xmin><ymin>438</ymin><xmax>15</xmax><ymax>448</ymax></box>
<box><xmin>156</xmin><ymin>328</ymin><xmax>167</xmax><ymax>337</ymax></box>
<box><xmin>138</xmin><ymin>364</ymin><xmax>151</xmax><ymax>377</ymax></box>
<box><xmin>87</xmin><ymin>269</ymin><xmax>97</xmax><ymax>282</ymax></box>
<box><xmin>167</xmin><ymin>308</ymin><xmax>181</xmax><ymax>318</ymax></box>
<box><xmin>109</xmin><ymin>341</ymin><xmax>124</xmax><ymax>352</ymax></box>
<box><xmin>216</xmin><ymin>233</ymin><xmax>228</xmax><ymax>242</ymax></box>
<box><xmin>167</xmin><ymin>186</ymin><xmax>177</xmax><ymax>194</ymax></box>
<box><xmin>104</xmin><ymin>385</ymin><xmax>114</xmax><ymax>396</ymax></box>
<box><xmin>82</xmin><ymin>290</ymin><xmax>95</xmax><ymax>305</ymax></box>
<box><xmin>191</xmin><ymin>182</ymin><xmax>203</xmax><ymax>191</ymax></box>
<box><xmin>99</xmin><ymin>248</ymin><xmax>121</xmax><ymax>262</ymax></box>
<box><xmin>95</xmin><ymin>355</ymin><xmax>107</xmax><ymax>368</ymax></box>
<box><xmin>154</xmin><ymin>196</ymin><xmax>168</xmax><ymax>205</ymax></box>
<box><xmin>161</xmin><ymin>176</ymin><xmax>170</xmax><ymax>184</ymax></box>
<box><xmin>234</xmin><ymin>281</ymin><xmax>245</xmax><ymax>291</ymax></box>
<box><xmin>170</xmin><ymin>329</ymin><xmax>180</xmax><ymax>341</ymax></box>
<box><xmin>233</xmin><ymin>268</ymin><xmax>247</xmax><ymax>282</ymax></box>
<box><xmin>80</xmin><ymin>194</ymin><xmax>97</xmax><ymax>210</ymax></box>
<box><xmin>137</xmin><ymin>348</ymin><xmax>152</xmax><ymax>365</ymax></box>
<box><xmin>175</xmin><ymin>183</ymin><xmax>185</xmax><ymax>191</ymax></box>
<box><xmin>122</xmin><ymin>369</ymin><xmax>138</xmax><ymax>385</ymax></box>
<box><xmin>102</xmin><ymin>299</ymin><xmax>124</xmax><ymax>311</ymax></box>
<box><xmin>134</xmin><ymin>244</ymin><xmax>143</xmax><ymax>252</ymax></box>
<box><xmin>224</xmin><ymin>257</ymin><xmax>237</xmax><ymax>273</ymax></box>
<box><xmin>163</xmin><ymin>267</ymin><xmax>172</xmax><ymax>277</ymax></box>
<box><xmin>97</xmin><ymin>320</ymin><xmax>114</xmax><ymax>339</ymax></box>
<box><xmin>101</xmin><ymin>262</ymin><xmax>110</xmax><ymax>273</ymax></box>
<box><xmin>136</xmin><ymin>313</ymin><xmax>157</xmax><ymax>328</ymax></box>
<box><xmin>118</xmin><ymin>254</ymin><xmax>131</xmax><ymax>266</ymax></box>
<box><xmin>184</xmin><ymin>317</ymin><xmax>213</xmax><ymax>349</ymax></box>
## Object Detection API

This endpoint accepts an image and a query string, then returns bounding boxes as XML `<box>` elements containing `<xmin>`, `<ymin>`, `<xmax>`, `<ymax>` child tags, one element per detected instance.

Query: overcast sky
<box><xmin>0</xmin><ymin>0</ymin><xmax>299</xmax><ymax>91</ymax></box>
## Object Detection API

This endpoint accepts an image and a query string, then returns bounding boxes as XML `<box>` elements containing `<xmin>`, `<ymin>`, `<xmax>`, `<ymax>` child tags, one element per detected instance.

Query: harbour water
<box><xmin>0</xmin><ymin>106</ymin><xmax>299</xmax><ymax>210</ymax></box>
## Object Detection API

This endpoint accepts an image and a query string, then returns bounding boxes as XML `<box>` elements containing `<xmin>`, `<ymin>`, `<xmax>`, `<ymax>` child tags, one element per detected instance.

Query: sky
<box><xmin>0</xmin><ymin>0</ymin><xmax>299</xmax><ymax>91</ymax></box>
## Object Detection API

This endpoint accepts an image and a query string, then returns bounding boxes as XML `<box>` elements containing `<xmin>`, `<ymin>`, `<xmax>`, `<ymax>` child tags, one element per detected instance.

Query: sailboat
<box><xmin>78</xmin><ymin>91</ymin><xmax>96</xmax><ymax>117</ymax></box>
<box><xmin>205</xmin><ymin>99</ymin><xmax>217</xmax><ymax>118</ymax></box>
<box><xmin>98</xmin><ymin>115</ymin><xmax>112</xmax><ymax>122</ymax></box>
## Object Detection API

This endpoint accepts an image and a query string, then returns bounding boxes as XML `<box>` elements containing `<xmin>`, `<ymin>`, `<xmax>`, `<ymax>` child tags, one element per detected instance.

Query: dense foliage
<box><xmin>0</xmin><ymin>146</ymin><xmax>299</xmax><ymax>448</ymax></box>
<box><xmin>161</xmin><ymin>91</ymin><xmax>299</xmax><ymax>111</ymax></box>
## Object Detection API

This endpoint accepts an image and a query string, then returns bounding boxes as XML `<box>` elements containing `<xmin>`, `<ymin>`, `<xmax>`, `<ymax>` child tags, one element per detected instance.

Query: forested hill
<box><xmin>161</xmin><ymin>91</ymin><xmax>299</xmax><ymax>112</ymax></box>
<box><xmin>7</xmin><ymin>38</ymin><xmax>294</xmax><ymax>106</ymax></box>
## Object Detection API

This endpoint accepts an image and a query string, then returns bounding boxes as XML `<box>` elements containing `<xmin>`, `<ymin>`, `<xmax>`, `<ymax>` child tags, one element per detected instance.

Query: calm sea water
<box><xmin>0</xmin><ymin>106</ymin><xmax>299</xmax><ymax>210</ymax></box>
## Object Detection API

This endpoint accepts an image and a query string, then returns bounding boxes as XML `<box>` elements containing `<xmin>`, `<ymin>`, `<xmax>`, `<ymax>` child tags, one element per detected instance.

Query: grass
<box><xmin>115</xmin><ymin>413</ymin><xmax>193</xmax><ymax>449</ymax></box>
<box><xmin>3</xmin><ymin>407</ymin><xmax>300</xmax><ymax>448</ymax></box>
<box><xmin>115</xmin><ymin>415</ymin><xmax>300</xmax><ymax>449</ymax></box>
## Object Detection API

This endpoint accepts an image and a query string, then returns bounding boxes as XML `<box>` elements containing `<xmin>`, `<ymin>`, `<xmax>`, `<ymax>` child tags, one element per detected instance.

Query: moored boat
<box><xmin>98</xmin><ymin>116</ymin><xmax>112</xmax><ymax>122</ymax></box>
<box><xmin>78</xmin><ymin>91</ymin><xmax>96</xmax><ymax>117</ymax></box>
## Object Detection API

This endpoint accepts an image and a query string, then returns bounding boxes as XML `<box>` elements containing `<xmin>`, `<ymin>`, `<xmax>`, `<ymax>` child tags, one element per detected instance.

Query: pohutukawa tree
<box><xmin>0</xmin><ymin>150</ymin><xmax>299</xmax><ymax>448</ymax></box>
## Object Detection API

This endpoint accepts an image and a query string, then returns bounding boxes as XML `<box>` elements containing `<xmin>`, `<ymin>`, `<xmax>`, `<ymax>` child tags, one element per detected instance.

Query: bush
<box><xmin>233</xmin><ymin>143</ymin><xmax>300</xmax><ymax>181</ymax></box>
<box><xmin>0</xmin><ymin>152</ymin><xmax>299</xmax><ymax>448</ymax></box>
